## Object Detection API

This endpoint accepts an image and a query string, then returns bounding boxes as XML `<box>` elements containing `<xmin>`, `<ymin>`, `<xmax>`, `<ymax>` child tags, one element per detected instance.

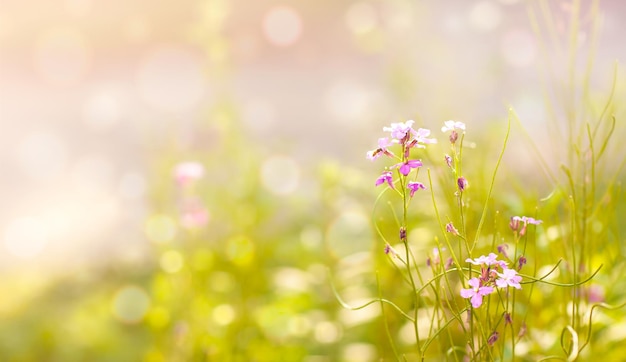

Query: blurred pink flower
<box><xmin>174</xmin><ymin>162</ymin><xmax>204</xmax><ymax>187</ymax></box>
<box><xmin>375</xmin><ymin>171</ymin><xmax>394</xmax><ymax>189</ymax></box>
<box><xmin>445</xmin><ymin>222</ymin><xmax>459</xmax><ymax>235</ymax></box>
<box><xmin>466</xmin><ymin>253</ymin><xmax>499</xmax><ymax>266</ymax></box>
<box><xmin>461</xmin><ymin>277</ymin><xmax>494</xmax><ymax>308</ymax></box>
<box><xmin>457</xmin><ymin>176</ymin><xmax>468</xmax><ymax>192</ymax></box>
<box><xmin>395</xmin><ymin>159</ymin><xmax>423</xmax><ymax>176</ymax></box>
<box><xmin>384</xmin><ymin>120</ymin><xmax>416</xmax><ymax>141</ymax></box>
<box><xmin>407</xmin><ymin>181</ymin><xmax>426</xmax><ymax>197</ymax></box>
<box><xmin>495</xmin><ymin>268</ymin><xmax>522</xmax><ymax>289</ymax></box>
<box><xmin>441</xmin><ymin>120</ymin><xmax>466</xmax><ymax>132</ymax></box>
<box><xmin>366</xmin><ymin>137</ymin><xmax>395</xmax><ymax>161</ymax></box>
<box><xmin>180</xmin><ymin>202</ymin><xmax>210</xmax><ymax>228</ymax></box>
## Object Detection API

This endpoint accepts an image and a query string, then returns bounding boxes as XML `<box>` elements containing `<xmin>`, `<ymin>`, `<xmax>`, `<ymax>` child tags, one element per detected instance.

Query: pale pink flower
<box><xmin>174</xmin><ymin>162</ymin><xmax>204</xmax><ymax>187</ymax></box>
<box><xmin>495</xmin><ymin>268</ymin><xmax>522</xmax><ymax>289</ymax></box>
<box><xmin>441</xmin><ymin>120</ymin><xmax>466</xmax><ymax>132</ymax></box>
<box><xmin>460</xmin><ymin>277</ymin><xmax>494</xmax><ymax>308</ymax></box>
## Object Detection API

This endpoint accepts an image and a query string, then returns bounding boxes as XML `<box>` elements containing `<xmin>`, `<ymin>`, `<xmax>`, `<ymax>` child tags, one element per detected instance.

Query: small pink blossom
<box><xmin>412</xmin><ymin>128</ymin><xmax>437</xmax><ymax>147</ymax></box>
<box><xmin>375</xmin><ymin>171</ymin><xmax>394</xmax><ymax>189</ymax></box>
<box><xmin>383</xmin><ymin>120</ymin><xmax>416</xmax><ymax>141</ymax></box>
<box><xmin>466</xmin><ymin>253</ymin><xmax>499</xmax><ymax>266</ymax></box>
<box><xmin>512</xmin><ymin>216</ymin><xmax>543</xmax><ymax>225</ymax></box>
<box><xmin>366</xmin><ymin>137</ymin><xmax>395</xmax><ymax>161</ymax></box>
<box><xmin>180</xmin><ymin>207</ymin><xmax>210</xmax><ymax>228</ymax></box>
<box><xmin>384</xmin><ymin>243</ymin><xmax>400</xmax><ymax>258</ymax></box>
<box><xmin>445</xmin><ymin>222</ymin><xmax>459</xmax><ymax>235</ymax></box>
<box><xmin>174</xmin><ymin>162</ymin><xmax>204</xmax><ymax>187</ymax></box>
<box><xmin>460</xmin><ymin>277</ymin><xmax>494</xmax><ymax>308</ymax></box>
<box><xmin>407</xmin><ymin>181</ymin><xmax>426</xmax><ymax>197</ymax></box>
<box><xmin>457</xmin><ymin>177</ymin><xmax>469</xmax><ymax>192</ymax></box>
<box><xmin>395</xmin><ymin>159</ymin><xmax>423</xmax><ymax>176</ymax></box>
<box><xmin>441</xmin><ymin>120</ymin><xmax>466</xmax><ymax>132</ymax></box>
<box><xmin>497</xmin><ymin>244</ymin><xmax>509</xmax><ymax>258</ymax></box>
<box><xmin>444</xmin><ymin>154</ymin><xmax>453</xmax><ymax>168</ymax></box>
<box><xmin>495</xmin><ymin>268</ymin><xmax>522</xmax><ymax>289</ymax></box>
<box><xmin>488</xmin><ymin>331</ymin><xmax>499</xmax><ymax>346</ymax></box>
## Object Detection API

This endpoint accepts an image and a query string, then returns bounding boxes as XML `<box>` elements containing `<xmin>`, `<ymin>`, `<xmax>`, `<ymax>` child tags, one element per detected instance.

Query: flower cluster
<box><xmin>368</xmin><ymin>120</ymin><xmax>435</xmax><ymax>195</ymax></box>
<box><xmin>173</xmin><ymin>161</ymin><xmax>210</xmax><ymax>228</ymax></box>
<box><xmin>460</xmin><ymin>253</ymin><xmax>522</xmax><ymax>308</ymax></box>
<box><xmin>510</xmin><ymin>215</ymin><xmax>543</xmax><ymax>236</ymax></box>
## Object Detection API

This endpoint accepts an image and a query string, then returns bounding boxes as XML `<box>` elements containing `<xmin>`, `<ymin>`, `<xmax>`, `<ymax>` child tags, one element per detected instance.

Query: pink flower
<box><xmin>445</xmin><ymin>222</ymin><xmax>459</xmax><ymax>235</ymax></box>
<box><xmin>395</xmin><ymin>159</ymin><xmax>423</xmax><ymax>176</ymax></box>
<box><xmin>366</xmin><ymin>137</ymin><xmax>395</xmax><ymax>161</ymax></box>
<box><xmin>375</xmin><ymin>171</ymin><xmax>394</xmax><ymax>189</ymax></box>
<box><xmin>441</xmin><ymin>120</ymin><xmax>466</xmax><ymax>132</ymax></box>
<box><xmin>384</xmin><ymin>243</ymin><xmax>400</xmax><ymax>258</ymax></box>
<box><xmin>383</xmin><ymin>120</ymin><xmax>416</xmax><ymax>141</ymax></box>
<box><xmin>461</xmin><ymin>277</ymin><xmax>494</xmax><ymax>308</ymax></box>
<box><xmin>466</xmin><ymin>253</ymin><xmax>499</xmax><ymax>266</ymax></box>
<box><xmin>495</xmin><ymin>268</ymin><xmax>522</xmax><ymax>289</ymax></box>
<box><xmin>444</xmin><ymin>154</ymin><xmax>453</xmax><ymax>168</ymax></box>
<box><xmin>407</xmin><ymin>181</ymin><xmax>426</xmax><ymax>197</ymax></box>
<box><xmin>174</xmin><ymin>162</ymin><xmax>204</xmax><ymax>187</ymax></box>
<box><xmin>180</xmin><ymin>206</ymin><xmax>210</xmax><ymax>228</ymax></box>
<box><xmin>512</xmin><ymin>216</ymin><xmax>543</xmax><ymax>225</ymax></box>
<box><xmin>488</xmin><ymin>331</ymin><xmax>499</xmax><ymax>346</ymax></box>
<box><xmin>497</xmin><ymin>244</ymin><xmax>509</xmax><ymax>258</ymax></box>
<box><xmin>457</xmin><ymin>177</ymin><xmax>468</xmax><ymax>192</ymax></box>
<box><xmin>412</xmin><ymin>128</ymin><xmax>437</xmax><ymax>147</ymax></box>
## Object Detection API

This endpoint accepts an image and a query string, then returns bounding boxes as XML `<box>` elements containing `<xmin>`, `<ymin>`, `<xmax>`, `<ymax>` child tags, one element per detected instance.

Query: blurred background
<box><xmin>0</xmin><ymin>0</ymin><xmax>625</xmax><ymax>360</ymax></box>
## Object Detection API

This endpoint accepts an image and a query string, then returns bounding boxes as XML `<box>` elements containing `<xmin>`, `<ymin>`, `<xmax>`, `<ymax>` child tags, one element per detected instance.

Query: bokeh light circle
<box><xmin>3</xmin><ymin>217</ymin><xmax>48</xmax><ymax>259</ymax></box>
<box><xmin>260</xmin><ymin>155</ymin><xmax>300</xmax><ymax>196</ymax></box>
<box><xmin>145</xmin><ymin>215</ymin><xmax>177</xmax><ymax>243</ymax></box>
<box><xmin>111</xmin><ymin>285</ymin><xmax>151</xmax><ymax>324</ymax></box>
<box><xmin>136</xmin><ymin>46</ymin><xmax>206</xmax><ymax>113</ymax></box>
<box><xmin>262</xmin><ymin>6</ymin><xmax>302</xmax><ymax>47</ymax></box>
<box><xmin>345</xmin><ymin>2</ymin><xmax>378</xmax><ymax>35</ymax></box>
<box><xmin>17</xmin><ymin>132</ymin><xmax>68</xmax><ymax>180</ymax></box>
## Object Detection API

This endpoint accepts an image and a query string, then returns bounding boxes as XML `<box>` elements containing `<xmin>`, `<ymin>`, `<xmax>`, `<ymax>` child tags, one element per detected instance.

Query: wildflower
<box><xmin>407</xmin><ymin>181</ymin><xmax>426</xmax><ymax>197</ymax></box>
<box><xmin>441</xmin><ymin>120</ymin><xmax>466</xmax><ymax>133</ymax></box>
<box><xmin>588</xmin><ymin>284</ymin><xmax>605</xmax><ymax>303</ymax></box>
<box><xmin>427</xmin><ymin>247</ymin><xmax>443</xmax><ymax>267</ymax></box>
<box><xmin>509</xmin><ymin>217</ymin><xmax>520</xmax><ymax>232</ymax></box>
<box><xmin>504</xmin><ymin>312</ymin><xmax>512</xmax><ymax>325</ymax></box>
<box><xmin>366</xmin><ymin>137</ymin><xmax>395</xmax><ymax>161</ymax></box>
<box><xmin>511</xmin><ymin>215</ymin><xmax>543</xmax><ymax>236</ymax></box>
<box><xmin>375</xmin><ymin>171</ymin><xmax>394</xmax><ymax>188</ymax></box>
<box><xmin>384</xmin><ymin>243</ymin><xmax>400</xmax><ymax>258</ymax></box>
<box><xmin>457</xmin><ymin>177</ymin><xmax>468</xmax><ymax>192</ymax></box>
<box><xmin>445</xmin><ymin>222</ymin><xmax>459</xmax><ymax>235</ymax></box>
<box><xmin>410</xmin><ymin>128</ymin><xmax>437</xmax><ymax>147</ymax></box>
<box><xmin>460</xmin><ymin>277</ymin><xmax>494</xmax><ymax>308</ymax></box>
<box><xmin>497</xmin><ymin>244</ymin><xmax>509</xmax><ymax>258</ymax></box>
<box><xmin>465</xmin><ymin>253</ymin><xmax>499</xmax><ymax>266</ymax></box>
<box><xmin>517</xmin><ymin>255</ymin><xmax>527</xmax><ymax>270</ymax></box>
<box><xmin>488</xmin><ymin>331</ymin><xmax>499</xmax><ymax>346</ymax></box>
<box><xmin>180</xmin><ymin>200</ymin><xmax>210</xmax><ymax>228</ymax></box>
<box><xmin>442</xmin><ymin>121</ymin><xmax>465</xmax><ymax>144</ymax></box>
<box><xmin>444</xmin><ymin>154</ymin><xmax>453</xmax><ymax>168</ymax></box>
<box><xmin>495</xmin><ymin>267</ymin><xmax>522</xmax><ymax>289</ymax></box>
<box><xmin>395</xmin><ymin>159</ymin><xmax>423</xmax><ymax>176</ymax></box>
<box><xmin>174</xmin><ymin>162</ymin><xmax>204</xmax><ymax>187</ymax></box>
<box><xmin>444</xmin><ymin>257</ymin><xmax>454</xmax><ymax>270</ymax></box>
<box><xmin>399</xmin><ymin>226</ymin><xmax>407</xmax><ymax>242</ymax></box>
<box><xmin>383</xmin><ymin>120</ymin><xmax>416</xmax><ymax>141</ymax></box>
